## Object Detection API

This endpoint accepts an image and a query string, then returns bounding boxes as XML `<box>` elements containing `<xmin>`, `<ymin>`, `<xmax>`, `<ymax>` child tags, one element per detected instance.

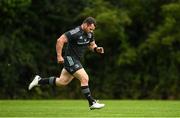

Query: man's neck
<box><xmin>81</xmin><ymin>24</ymin><xmax>85</xmax><ymax>30</ymax></box>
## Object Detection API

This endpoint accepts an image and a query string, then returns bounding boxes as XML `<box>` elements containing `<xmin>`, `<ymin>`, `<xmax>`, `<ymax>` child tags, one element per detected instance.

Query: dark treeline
<box><xmin>0</xmin><ymin>0</ymin><xmax>179</xmax><ymax>99</ymax></box>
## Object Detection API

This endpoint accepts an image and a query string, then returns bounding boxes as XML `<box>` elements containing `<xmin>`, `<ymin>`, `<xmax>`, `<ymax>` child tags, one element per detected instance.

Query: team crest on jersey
<box><xmin>79</xmin><ymin>36</ymin><xmax>83</xmax><ymax>39</ymax></box>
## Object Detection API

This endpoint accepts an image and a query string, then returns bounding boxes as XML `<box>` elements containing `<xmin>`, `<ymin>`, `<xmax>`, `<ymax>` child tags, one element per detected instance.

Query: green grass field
<box><xmin>0</xmin><ymin>100</ymin><xmax>180</xmax><ymax>117</ymax></box>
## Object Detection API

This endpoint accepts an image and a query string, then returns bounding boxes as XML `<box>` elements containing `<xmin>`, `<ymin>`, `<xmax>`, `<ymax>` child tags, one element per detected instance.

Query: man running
<box><xmin>28</xmin><ymin>17</ymin><xmax>105</xmax><ymax>110</ymax></box>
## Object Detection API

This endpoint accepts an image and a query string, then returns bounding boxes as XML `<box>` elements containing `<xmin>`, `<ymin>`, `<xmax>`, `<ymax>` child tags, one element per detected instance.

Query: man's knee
<box><xmin>73</xmin><ymin>68</ymin><xmax>89</xmax><ymax>86</ymax></box>
<box><xmin>80</xmin><ymin>76</ymin><xmax>89</xmax><ymax>85</ymax></box>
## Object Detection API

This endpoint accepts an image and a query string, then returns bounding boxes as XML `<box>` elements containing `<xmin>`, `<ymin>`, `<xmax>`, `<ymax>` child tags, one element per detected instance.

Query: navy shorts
<box><xmin>63</xmin><ymin>56</ymin><xmax>83</xmax><ymax>74</ymax></box>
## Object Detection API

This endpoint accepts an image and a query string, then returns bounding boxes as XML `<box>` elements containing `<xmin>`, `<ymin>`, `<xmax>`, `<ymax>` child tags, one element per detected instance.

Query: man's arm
<box><xmin>88</xmin><ymin>41</ymin><xmax>104</xmax><ymax>54</ymax></box>
<box><xmin>56</xmin><ymin>34</ymin><xmax>68</xmax><ymax>64</ymax></box>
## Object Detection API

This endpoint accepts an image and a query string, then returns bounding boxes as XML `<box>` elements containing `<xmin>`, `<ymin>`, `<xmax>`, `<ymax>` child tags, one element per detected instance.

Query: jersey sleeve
<box><xmin>88</xmin><ymin>32</ymin><xmax>95</xmax><ymax>42</ymax></box>
<box><xmin>64</xmin><ymin>27</ymin><xmax>80</xmax><ymax>42</ymax></box>
<box><xmin>64</xmin><ymin>31</ymin><xmax>73</xmax><ymax>42</ymax></box>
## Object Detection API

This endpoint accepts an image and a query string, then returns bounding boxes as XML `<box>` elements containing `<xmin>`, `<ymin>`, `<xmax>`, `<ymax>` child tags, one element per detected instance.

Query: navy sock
<box><xmin>81</xmin><ymin>86</ymin><xmax>95</xmax><ymax>105</ymax></box>
<box><xmin>38</xmin><ymin>77</ymin><xmax>56</xmax><ymax>86</ymax></box>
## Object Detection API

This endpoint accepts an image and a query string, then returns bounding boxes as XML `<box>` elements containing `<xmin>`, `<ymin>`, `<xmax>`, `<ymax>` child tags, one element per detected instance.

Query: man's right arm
<box><xmin>56</xmin><ymin>34</ymin><xmax>68</xmax><ymax>64</ymax></box>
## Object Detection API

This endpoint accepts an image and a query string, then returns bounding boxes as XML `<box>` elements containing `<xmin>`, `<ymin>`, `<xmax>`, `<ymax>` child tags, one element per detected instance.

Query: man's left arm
<box><xmin>88</xmin><ymin>41</ymin><xmax>104</xmax><ymax>54</ymax></box>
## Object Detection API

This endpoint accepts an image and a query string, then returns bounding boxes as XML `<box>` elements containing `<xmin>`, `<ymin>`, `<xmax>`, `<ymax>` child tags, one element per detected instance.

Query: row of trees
<box><xmin>0</xmin><ymin>0</ymin><xmax>179</xmax><ymax>99</ymax></box>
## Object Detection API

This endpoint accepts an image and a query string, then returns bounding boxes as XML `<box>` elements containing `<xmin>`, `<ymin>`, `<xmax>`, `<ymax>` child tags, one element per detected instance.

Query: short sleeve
<box><xmin>64</xmin><ymin>31</ymin><xmax>72</xmax><ymax>41</ymax></box>
<box><xmin>64</xmin><ymin>27</ymin><xmax>80</xmax><ymax>42</ymax></box>
<box><xmin>88</xmin><ymin>32</ymin><xmax>94</xmax><ymax>43</ymax></box>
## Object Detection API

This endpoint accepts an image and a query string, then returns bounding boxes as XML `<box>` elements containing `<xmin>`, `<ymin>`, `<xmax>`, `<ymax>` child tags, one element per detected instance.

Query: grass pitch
<box><xmin>0</xmin><ymin>100</ymin><xmax>180</xmax><ymax>117</ymax></box>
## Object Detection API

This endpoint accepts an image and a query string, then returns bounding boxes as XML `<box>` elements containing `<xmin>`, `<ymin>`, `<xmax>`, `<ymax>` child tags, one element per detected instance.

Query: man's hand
<box><xmin>57</xmin><ymin>56</ymin><xmax>64</xmax><ymax>64</ymax></box>
<box><xmin>95</xmin><ymin>47</ymin><xmax>104</xmax><ymax>54</ymax></box>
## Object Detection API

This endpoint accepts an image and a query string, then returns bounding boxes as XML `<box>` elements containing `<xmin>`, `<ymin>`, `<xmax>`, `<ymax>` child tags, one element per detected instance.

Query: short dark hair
<box><xmin>83</xmin><ymin>17</ymin><xmax>96</xmax><ymax>26</ymax></box>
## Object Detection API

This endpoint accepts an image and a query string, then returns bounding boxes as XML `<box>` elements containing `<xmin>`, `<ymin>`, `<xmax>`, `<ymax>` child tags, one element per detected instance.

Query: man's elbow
<box><xmin>57</xmin><ymin>35</ymin><xmax>67</xmax><ymax>44</ymax></box>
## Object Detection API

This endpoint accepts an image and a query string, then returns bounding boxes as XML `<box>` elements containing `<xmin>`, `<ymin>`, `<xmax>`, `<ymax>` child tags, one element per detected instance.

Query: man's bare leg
<box><xmin>73</xmin><ymin>68</ymin><xmax>105</xmax><ymax>109</ymax></box>
<box><xmin>28</xmin><ymin>68</ymin><xmax>74</xmax><ymax>90</ymax></box>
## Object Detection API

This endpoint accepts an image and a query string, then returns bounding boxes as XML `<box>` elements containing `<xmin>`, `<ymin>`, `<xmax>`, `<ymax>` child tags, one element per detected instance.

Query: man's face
<box><xmin>84</xmin><ymin>23</ymin><xmax>95</xmax><ymax>33</ymax></box>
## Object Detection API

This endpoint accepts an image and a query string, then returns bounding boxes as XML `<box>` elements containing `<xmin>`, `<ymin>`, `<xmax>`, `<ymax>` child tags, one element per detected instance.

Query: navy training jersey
<box><xmin>64</xmin><ymin>26</ymin><xmax>94</xmax><ymax>60</ymax></box>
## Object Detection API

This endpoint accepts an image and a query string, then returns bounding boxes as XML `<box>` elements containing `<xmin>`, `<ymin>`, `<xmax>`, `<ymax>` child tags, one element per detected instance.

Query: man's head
<box><xmin>82</xmin><ymin>17</ymin><xmax>96</xmax><ymax>33</ymax></box>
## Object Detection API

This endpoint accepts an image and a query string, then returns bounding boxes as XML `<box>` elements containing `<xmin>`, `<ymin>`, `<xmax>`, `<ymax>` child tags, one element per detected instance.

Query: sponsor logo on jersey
<box><xmin>77</xmin><ymin>40</ymin><xmax>90</xmax><ymax>45</ymax></box>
